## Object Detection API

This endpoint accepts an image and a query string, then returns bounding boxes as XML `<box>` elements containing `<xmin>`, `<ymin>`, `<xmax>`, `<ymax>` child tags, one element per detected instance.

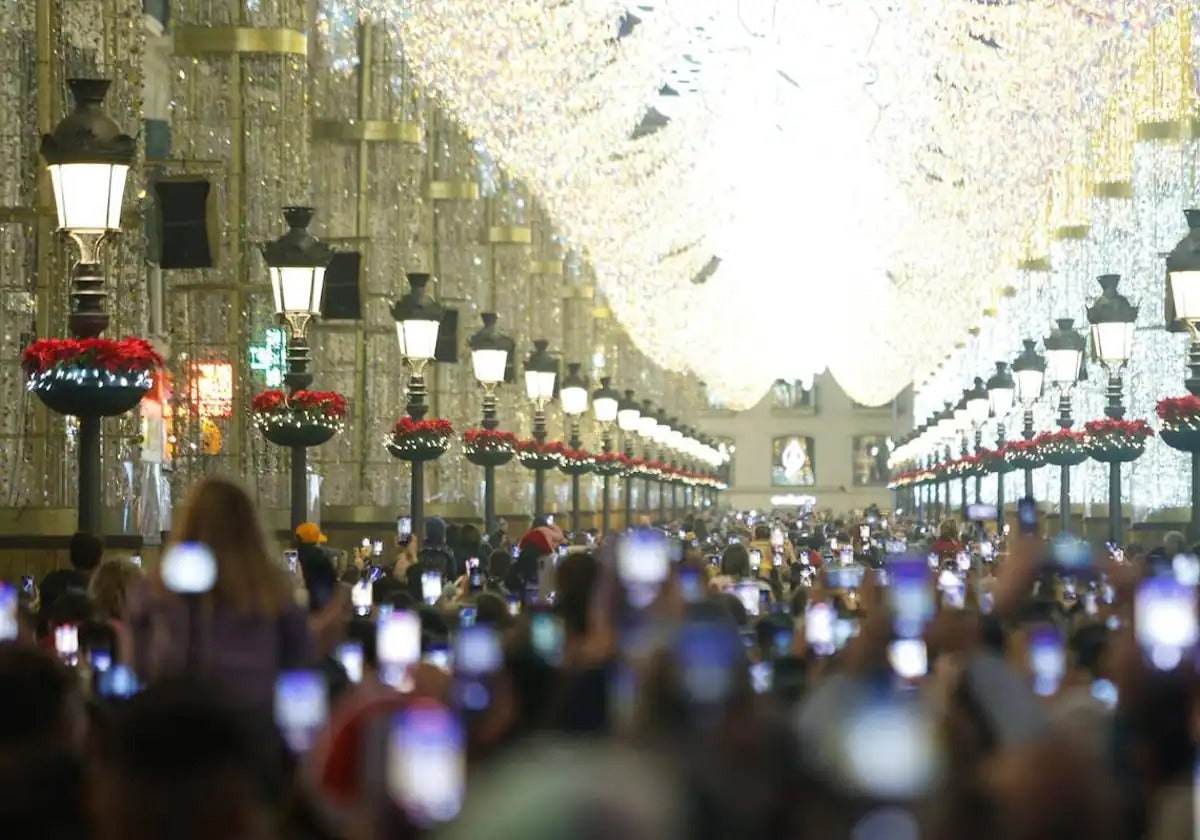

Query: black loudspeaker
<box><xmin>434</xmin><ymin>309</ymin><xmax>459</xmax><ymax>363</ymax></box>
<box><xmin>323</xmin><ymin>252</ymin><xmax>362</xmax><ymax>320</ymax></box>
<box><xmin>154</xmin><ymin>178</ymin><xmax>214</xmax><ymax>269</ymax></box>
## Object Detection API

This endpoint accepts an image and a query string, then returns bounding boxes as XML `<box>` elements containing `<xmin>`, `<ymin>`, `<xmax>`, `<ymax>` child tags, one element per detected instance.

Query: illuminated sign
<box><xmin>249</xmin><ymin>327</ymin><xmax>287</xmax><ymax>388</ymax></box>
<box><xmin>188</xmin><ymin>361</ymin><xmax>233</xmax><ymax>418</ymax></box>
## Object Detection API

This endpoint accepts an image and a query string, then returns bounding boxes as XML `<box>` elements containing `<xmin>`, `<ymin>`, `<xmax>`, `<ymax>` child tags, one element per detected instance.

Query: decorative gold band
<box><xmin>564</xmin><ymin>285</ymin><xmax>594</xmax><ymax>300</ymax></box>
<box><xmin>530</xmin><ymin>259</ymin><xmax>563</xmax><ymax>276</ymax></box>
<box><xmin>1092</xmin><ymin>180</ymin><xmax>1134</xmax><ymax>199</ymax></box>
<box><xmin>1017</xmin><ymin>257</ymin><xmax>1051</xmax><ymax>272</ymax></box>
<box><xmin>592</xmin><ymin>307</ymin><xmax>611</xmax><ymax>319</ymax></box>
<box><xmin>173</xmin><ymin>26</ymin><xmax>307</xmax><ymax>56</ymax></box>
<box><xmin>486</xmin><ymin>226</ymin><xmax>532</xmax><ymax>245</ymax></box>
<box><xmin>426</xmin><ymin>181</ymin><xmax>480</xmax><ymax>201</ymax></box>
<box><xmin>982</xmin><ymin>306</ymin><xmax>998</xmax><ymax>318</ymax></box>
<box><xmin>1052</xmin><ymin>225</ymin><xmax>1090</xmax><ymax>241</ymax></box>
<box><xmin>312</xmin><ymin>119</ymin><xmax>422</xmax><ymax>144</ymax></box>
<box><xmin>1136</xmin><ymin>119</ymin><xmax>1184</xmax><ymax>142</ymax></box>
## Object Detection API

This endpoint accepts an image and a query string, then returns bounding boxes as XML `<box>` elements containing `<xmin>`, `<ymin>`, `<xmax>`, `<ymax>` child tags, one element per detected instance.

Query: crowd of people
<box><xmin>0</xmin><ymin>475</ymin><xmax>1197</xmax><ymax>838</ymax></box>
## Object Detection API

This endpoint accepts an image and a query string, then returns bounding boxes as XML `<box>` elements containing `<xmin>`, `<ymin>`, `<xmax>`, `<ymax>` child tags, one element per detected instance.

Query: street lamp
<box><xmin>391</xmin><ymin>273</ymin><xmax>443</xmax><ymax>529</ymax></box>
<box><xmin>560</xmin><ymin>362</ymin><xmax>589</xmax><ymax>534</ymax></box>
<box><xmin>1012</xmin><ymin>339</ymin><xmax>1047</xmax><ymax>499</ymax></box>
<box><xmin>637</xmin><ymin>400</ymin><xmax>657</xmax><ymax>518</ymax></box>
<box><xmin>953</xmin><ymin>396</ymin><xmax>972</xmax><ymax>520</ymax></box>
<box><xmin>1087</xmin><ymin>274</ymin><xmax>1138</xmax><ymax>544</ymax></box>
<box><xmin>653</xmin><ymin>409</ymin><xmax>671</xmax><ymax>523</ymax></box>
<box><xmin>965</xmin><ymin>376</ymin><xmax>990</xmax><ymax>505</ymax></box>
<box><xmin>617</xmin><ymin>389</ymin><xmax>641</xmax><ymax>527</ymax></box>
<box><xmin>593</xmin><ymin>377</ymin><xmax>621</xmax><ymax>534</ymax></box>
<box><xmin>40</xmin><ymin>78</ymin><xmax>136</xmax><ymax>534</ymax></box>
<box><xmin>1166</xmin><ymin>209</ymin><xmax>1200</xmax><ymax>538</ymax></box>
<box><xmin>1045</xmin><ymin>318</ymin><xmax>1086</xmax><ymax>535</ymax></box>
<box><xmin>524</xmin><ymin>339</ymin><xmax>558</xmax><ymax>519</ymax></box>
<box><xmin>468</xmin><ymin>312</ymin><xmax>514</xmax><ymax>534</ymax></box>
<box><xmin>986</xmin><ymin>362</ymin><xmax>1016</xmax><ymax>530</ymax></box>
<box><xmin>262</xmin><ymin>206</ymin><xmax>335</xmax><ymax>530</ymax></box>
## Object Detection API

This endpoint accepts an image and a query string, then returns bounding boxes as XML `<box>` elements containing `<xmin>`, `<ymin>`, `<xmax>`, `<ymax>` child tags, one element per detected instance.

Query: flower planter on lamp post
<box><xmin>1044</xmin><ymin>318</ymin><xmax>1086</xmax><ymax>535</ymax></box>
<box><xmin>616</xmin><ymin>389</ymin><xmax>641</xmax><ymax>529</ymax></box>
<box><xmin>391</xmin><ymin>274</ymin><xmax>443</xmax><ymax>530</ymax></box>
<box><xmin>523</xmin><ymin>340</ymin><xmax>559</xmax><ymax>520</ymax></box>
<box><xmin>467</xmin><ymin>313</ymin><xmax>514</xmax><ymax>534</ymax></box>
<box><xmin>260</xmin><ymin>206</ymin><xmax>336</xmax><ymax>530</ymax></box>
<box><xmin>35</xmin><ymin>78</ymin><xmax>138</xmax><ymax>535</ymax></box>
<box><xmin>1086</xmin><ymin>274</ymin><xmax>1138</xmax><ymax>545</ymax></box>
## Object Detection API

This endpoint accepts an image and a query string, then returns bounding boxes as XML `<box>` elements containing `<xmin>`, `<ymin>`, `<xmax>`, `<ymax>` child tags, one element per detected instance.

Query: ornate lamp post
<box><xmin>637</xmin><ymin>401</ymin><xmax>658</xmax><ymax>517</ymax></box>
<box><xmin>467</xmin><ymin>313</ymin><xmax>514</xmax><ymax>535</ymax></box>
<box><xmin>262</xmin><ymin>207</ymin><xmax>335</xmax><ymax>530</ymax></box>
<box><xmin>965</xmin><ymin>377</ymin><xmax>991</xmax><ymax>505</ymax></box>
<box><xmin>986</xmin><ymin>362</ymin><xmax>1016</xmax><ymax>531</ymax></box>
<box><xmin>617</xmin><ymin>389</ymin><xmax>641</xmax><ymax>528</ymax></box>
<box><xmin>1086</xmin><ymin>275</ymin><xmax>1138</xmax><ymax>544</ymax></box>
<box><xmin>560</xmin><ymin>362</ymin><xmax>590</xmax><ymax>534</ymax></box>
<box><xmin>1044</xmin><ymin>318</ymin><xmax>1086</xmax><ymax>535</ymax></box>
<box><xmin>1011</xmin><ymin>339</ymin><xmax>1047</xmax><ymax>499</ymax></box>
<box><xmin>1165</xmin><ymin>213</ymin><xmax>1200</xmax><ymax>538</ymax></box>
<box><xmin>523</xmin><ymin>339</ymin><xmax>558</xmax><ymax>520</ymax></box>
<box><xmin>953</xmin><ymin>396</ymin><xmax>972</xmax><ymax>520</ymax></box>
<box><xmin>37</xmin><ymin>78</ymin><xmax>136</xmax><ymax>534</ymax></box>
<box><xmin>653</xmin><ymin>409</ymin><xmax>671</xmax><ymax>523</ymax></box>
<box><xmin>391</xmin><ymin>274</ymin><xmax>443</xmax><ymax>530</ymax></box>
<box><xmin>592</xmin><ymin>378</ymin><xmax>620</xmax><ymax>534</ymax></box>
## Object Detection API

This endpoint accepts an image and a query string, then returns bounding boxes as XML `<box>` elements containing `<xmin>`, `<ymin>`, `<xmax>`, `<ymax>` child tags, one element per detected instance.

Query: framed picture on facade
<box><xmin>771</xmin><ymin>435</ymin><xmax>815</xmax><ymax>486</ymax></box>
<box><xmin>852</xmin><ymin>435</ymin><xmax>891</xmax><ymax>486</ymax></box>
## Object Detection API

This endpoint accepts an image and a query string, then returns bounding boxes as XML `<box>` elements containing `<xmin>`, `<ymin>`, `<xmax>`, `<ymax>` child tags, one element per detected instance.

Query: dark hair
<box><xmin>754</xmin><ymin>524</ymin><xmax>771</xmax><ymax>541</ymax></box>
<box><xmin>474</xmin><ymin>592</ymin><xmax>513</xmax><ymax>630</ymax></box>
<box><xmin>42</xmin><ymin>590</ymin><xmax>96</xmax><ymax>636</ymax></box>
<box><xmin>0</xmin><ymin>643</ymin><xmax>78</xmax><ymax>749</ymax></box>
<box><xmin>487</xmin><ymin>548</ymin><xmax>512</xmax><ymax>580</ymax></box>
<box><xmin>68</xmin><ymin>532</ymin><xmax>103</xmax><ymax>572</ymax></box>
<box><xmin>555</xmin><ymin>552</ymin><xmax>599</xmax><ymax>637</ymax></box>
<box><xmin>1069</xmin><ymin>623</ymin><xmax>1108</xmax><ymax>678</ymax></box>
<box><xmin>720</xmin><ymin>543</ymin><xmax>750</xmax><ymax>578</ymax></box>
<box><xmin>459</xmin><ymin>523</ymin><xmax>482</xmax><ymax>554</ymax></box>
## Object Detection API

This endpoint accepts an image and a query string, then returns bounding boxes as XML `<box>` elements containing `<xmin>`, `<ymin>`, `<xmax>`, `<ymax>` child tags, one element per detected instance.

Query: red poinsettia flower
<box><xmin>462</xmin><ymin>428</ymin><xmax>518</xmax><ymax>448</ymax></box>
<box><xmin>1083</xmin><ymin>418</ymin><xmax>1155</xmax><ymax>439</ymax></box>
<box><xmin>1157</xmin><ymin>396</ymin><xmax>1200</xmax><ymax>426</ymax></box>
<box><xmin>21</xmin><ymin>336</ymin><xmax>163</xmax><ymax>376</ymax></box>
<box><xmin>251</xmin><ymin>389</ymin><xmax>347</xmax><ymax>418</ymax></box>
<box><xmin>392</xmin><ymin>417</ymin><xmax>453</xmax><ymax>437</ymax></box>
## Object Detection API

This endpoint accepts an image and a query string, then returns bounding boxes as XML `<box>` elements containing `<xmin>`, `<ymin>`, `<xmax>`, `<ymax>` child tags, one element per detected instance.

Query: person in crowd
<box><xmin>418</xmin><ymin>516</ymin><xmax>459</xmax><ymax>579</ymax></box>
<box><xmin>40</xmin><ymin>531</ymin><xmax>103</xmax><ymax>618</ymax></box>
<box><xmin>749</xmin><ymin>523</ymin><xmax>796</xmax><ymax>584</ymax></box>
<box><xmin>125</xmin><ymin>476</ymin><xmax>314</xmax><ymax>711</ymax></box>
<box><xmin>505</xmin><ymin>527</ymin><xmax>560</xmax><ymax>595</ymax></box>
<box><xmin>930</xmin><ymin>517</ymin><xmax>965</xmax><ymax>558</ymax></box>
<box><xmin>295</xmin><ymin>522</ymin><xmax>338</xmax><ymax>612</ymax></box>
<box><xmin>89</xmin><ymin>557</ymin><xmax>144</xmax><ymax>624</ymax></box>
<box><xmin>483</xmin><ymin>548</ymin><xmax>512</xmax><ymax>596</ymax></box>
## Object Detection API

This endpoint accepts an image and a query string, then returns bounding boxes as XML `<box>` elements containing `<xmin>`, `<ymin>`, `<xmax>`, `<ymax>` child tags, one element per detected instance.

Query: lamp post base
<box><xmin>1060</xmin><ymin>465</ymin><xmax>1070</xmax><ymax>536</ymax></box>
<box><xmin>290</xmin><ymin>444</ymin><xmax>307</xmax><ymax>531</ymax></box>
<box><xmin>484</xmin><ymin>464</ymin><xmax>496</xmax><ymax>535</ymax></box>
<box><xmin>571</xmin><ymin>473</ymin><xmax>581</xmax><ymax>535</ymax></box>
<box><xmin>602</xmin><ymin>475</ymin><xmax>611</xmax><ymax>535</ymax></box>
<box><xmin>411</xmin><ymin>460</ymin><xmax>425</xmax><ymax>537</ymax></box>
<box><xmin>78</xmin><ymin>415</ymin><xmax>101</xmax><ymax>535</ymax></box>
<box><xmin>1109</xmin><ymin>461</ymin><xmax>1122</xmax><ymax>546</ymax></box>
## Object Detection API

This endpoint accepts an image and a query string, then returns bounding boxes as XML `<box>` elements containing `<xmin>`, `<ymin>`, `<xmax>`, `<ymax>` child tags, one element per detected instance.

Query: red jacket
<box><xmin>930</xmin><ymin>538</ymin><xmax>964</xmax><ymax>558</ymax></box>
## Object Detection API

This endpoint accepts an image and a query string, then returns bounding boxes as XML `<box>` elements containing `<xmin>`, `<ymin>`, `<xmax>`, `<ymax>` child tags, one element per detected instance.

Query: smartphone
<box><xmin>675</xmin><ymin>620</ymin><xmax>742</xmax><ymax>706</ymax></box>
<box><xmin>749</xmin><ymin>549</ymin><xmax>762</xmax><ymax>572</ymax></box>
<box><xmin>95</xmin><ymin>664</ymin><xmax>139</xmax><ymax>699</ymax></box>
<box><xmin>54</xmin><ymin>623</ymin><xmax>79</xmax><ymax>663</ymax></box>
<box><xmin>377</xmin><ymin>610</ymin><xmax>421</xmax><ymax>687</ymax></box>
<box><xmin>546</xmin><ymin>514</ymin><xmax>554</xmax><ymax>526</ymax></box>
<box><xmin>19</xmin><ymin>575</ymin><xmax>33</xmax><ymax>595</ymax></box>
<box><xmin>531</xmin><ymin>612</ymin><xmax>565</xmax><ymax>666</ymax></box>
<box><xmin>1135</xmin><ymin>577</ymin><xmax>1199</xmax><ymax>669</ymax></box>
<box><xmin>1017</xmin><ymin>497</ymin><xmax>1037</xmax><ymax>535</ymax></box>
<box><xmin>283</xmin><ymin>549</ymin><xmax>298</xmax><ymax>574</ymax></box>
<box><xmin>129</xmin><ymin>554</ymin><xmax>142</xmax><ymax>568</ymax></box>
<box><xmin>466</xmin><ymin>557</ymin><xmax>479</xmax><ymax>571</ymax></box>
<box><xmin>89</xmin><ymin>645</ymin><xmax>113</xmax><ymax>674</ymax></box>
<box><xmin>829</xmin><ymin>538</ymin><xmax>838</xmax><ymax>551</ymax></box>
<box><xmin>422</xmin><ymin>571</ymin><xmax>443</xmax><ymax>605</ymax></box>
<box><xmin>678</xmin><ymin>565</ymin><xmax>703</xmax><ymax>603</ymax></box>
<box><xmin>839</xmin><ymin>548</ymin><xmax>852</xmax><ymax>564</ymax></box>
<box><xmin>469</xmin><ymin>569</ymin><xmax>484</xmax><ymax>593</ymax></box>
<box><xmin>161</xmin><ymin>542</ymin><xmax>218</xmax><ymax>594</ymax></box>
<box><xmin>979</xmin><ymin>541</ymin><xmax>994</xmax><ymax>559</ymax></box>
<box><xmin>511</xmin><ymin>544</ymin><xmax>520</xmax><ymax>559</ymax></box>
<box><xmin>734</xmin><ymin>581</ymin><xmax>761</xmax><ymax>616</ymax></box>
<box><xmin>334</xmin><ymin>640</ymin><xmax>364</xmax><ymax>683</ymax></box>
<box><xmin>772</xmin><ymin>550</ymin><xmax>782</xmax><ymax>568</ymax></box>
<box><xmin>506</xmin><ymin>594</ymin><xmax>521</xmax><ymax>616</ymax></box>
<box><xmin>749</xmin><ymin>660</ymin><xmax>773</xmax><ymax>694</ymax></box>
<box><xmin>453</xmin><ymin>626</ymin><xmax>502</xmax><ymax>714</ymax></box>
<box><xmin>361</xmin><ymin>538</ymin><xmax>371</xmax><ymax>550</ymax></box>
<box><xmin>860</xmin><ymin>525</ymin><xmax>870</xmax><ymax>540</ymax></box>
<box><xmin>887</xmin><ymin>638</ymin><xmax>928</xmax><ymax>680</ymax></box>
<box><xmin>459</xmin><ymin>606</ymin><xmax>477</xmax><ymax>628</ymax></box>
<box><xmin>372</xmin><ymin>540</ymin><xmax>384</xmax><ymax>557</ymax></box>
<box><xmin>387</xmin><ymin>704</ymin><xmax>466</xmax><ymax>826</ymax></box>
<box><xmin>806</xmin><ymin>602</ymin><xmax>836</xmax><ymax>657</ymax></box>
<box><xmin>351</xmin><ymin>580</ymin><xmax>373</xmax><ymax>616</ymax></box>
<box><xmin>966</xmin><ymin>503</ymin><xmax>997</xmax><ymax>523</ymax></box>
<box><xmin>274</xmin><ymin>670</ymin><xmax>327</xmax><ymax>753</ymax></box>
<box><xmin>424</xmin><ymin>643</ymin><xmax>452</xmax><ymax>671</ymax></box>
<box><xmin>0</xmin><ymin>585</ymin><xmax>16</xmax><ymax>641</ymax></box>
<box><xmin>771</xmin><ymin>527</ymin><xmax>784</xmax><ymax>548</ymax></box>
<box><xmin>890</xmin><ymin>557</ymin><xmax>934</xmax><ymax>640</ymax></box>
<box><xmin>616</xmin><ymin>529</ymin><xmax>670</xmax><ymax>609</ymax></box>
<box><xmin>398</xmin><ymin>516</ymin><xmax>413</xmax><ymax>539</ymax></box>
<box><xmin>557</xmin><ymin>544</ymin><xmax>569</xmax><ymax>559</ymax></box>
<box><xmin>1028</xmin><ymin>626</ymin><xmax>1065</xmax><ymax>697</ymax></box>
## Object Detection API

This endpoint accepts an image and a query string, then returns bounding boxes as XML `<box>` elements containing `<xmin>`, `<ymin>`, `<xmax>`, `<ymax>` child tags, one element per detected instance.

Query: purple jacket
<box><xmin>126</xmin><ymin>582</ymin><xmax>313</xmax><ymax>710</ymax></box>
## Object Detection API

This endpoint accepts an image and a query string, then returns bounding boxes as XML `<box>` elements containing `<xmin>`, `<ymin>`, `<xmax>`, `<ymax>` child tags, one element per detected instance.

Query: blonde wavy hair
<box><xmin>161</xmin><ymin>475</ymin><xmax>292</xmax><ymax>615</ymax></box>
<box><xmin>89</xmin><ymin>558</ymin><xmax>144</xmax><ymax>620</ymax></box>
